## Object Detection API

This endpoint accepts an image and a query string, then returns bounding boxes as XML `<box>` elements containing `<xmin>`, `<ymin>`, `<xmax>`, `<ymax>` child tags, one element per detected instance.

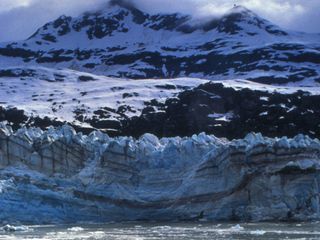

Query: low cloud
<box><xmin>0</xmin><ymin>0</ymin><xmax>319</xmax><ymax>43</ymax></box>
<box><xmin>0</xmin><ymin>0</ymin><xmax>107</xmax><ymax>42</ymax></box>
<box><xmin>134</xmin><ymin>0</ymin><xmax>308</xmax><ymax>29</ymax></box>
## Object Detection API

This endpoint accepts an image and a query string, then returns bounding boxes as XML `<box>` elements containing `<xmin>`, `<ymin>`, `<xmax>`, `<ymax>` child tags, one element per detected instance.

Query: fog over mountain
<box><xmin>0</xmin><ymin>0</ymin><xmax>319</xmax><ymax>42</ymax></box>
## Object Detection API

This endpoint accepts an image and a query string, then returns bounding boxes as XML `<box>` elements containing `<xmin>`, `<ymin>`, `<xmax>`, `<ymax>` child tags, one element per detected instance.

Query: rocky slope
<box><xmin>1</xmin><ymin>68</ymin><xmax>320</xmax><ymax>139</ymax></box>
<box><xmin>0</xmin><ymin>0</ymin><xmax>319</xmax><ymax>84</ymax></box>
<box><xmin>0</xmin><ymin>67</ymin><xmax>208</xmax><ymax>135</ymax></box>
<box><xmin>0</xmin><ymin>124</ymin><xmax>320</xmax><ymax>223</ymax></box>
<box><xmin>122</xmin><ymin>80</ymin><xmax>320</xmax><ymax>139</ymax></box>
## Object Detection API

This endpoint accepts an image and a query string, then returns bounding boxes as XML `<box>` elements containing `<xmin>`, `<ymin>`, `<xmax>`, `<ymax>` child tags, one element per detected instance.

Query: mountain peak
<box><xmin>25</xmin><ymin>1</ymin><xmax>288</xmax><ymax>44</ymax></box>
<box><xmin>213</xmin><ymin>4</ymin><xmax>288</xmax><ymax>35</ymax></box>
<box><xmin>226</xmin><ymin>4</ymin><xmax>260</xmax><ymax>22</ymax></box>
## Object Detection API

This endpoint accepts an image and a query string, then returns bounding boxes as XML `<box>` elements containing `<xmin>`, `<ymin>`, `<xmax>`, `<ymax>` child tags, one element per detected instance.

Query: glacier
<box><xmin>0</xmin><ymin>123</ymin><xmax>320</xmax><ymax>224</ymax></box>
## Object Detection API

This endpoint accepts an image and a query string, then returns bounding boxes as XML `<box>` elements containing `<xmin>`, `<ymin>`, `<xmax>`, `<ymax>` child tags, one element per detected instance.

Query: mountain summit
<box><xmin>0</xmin><ymin>3</ymin><xmax>318</xmax><ymax>83</ymax></box>
<box><xmin>27</xmin><ymin>2</ymin><xmax>287</xmax><ymax>39</ymax></box>
<box><xmin>216</xmin><ymin>5</ymin><xmax>288</xmax><ymax>35</ymax></box>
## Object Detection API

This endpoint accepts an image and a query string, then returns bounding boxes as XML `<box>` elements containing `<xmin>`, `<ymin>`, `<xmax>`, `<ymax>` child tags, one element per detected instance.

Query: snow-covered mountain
<box><xmin>0</xmin><ymin>1</ymin><xmax>320</xmax><ymax>138</ymax></box>
<box><xmin>1</xmin><ymin>1</ymin><xmax>320</xmax><ymax>225</ymax></box>
<box><xmin>0</xmin><ymin>0</ymin><xmax>319</xmax><ymax>84</ymax></box>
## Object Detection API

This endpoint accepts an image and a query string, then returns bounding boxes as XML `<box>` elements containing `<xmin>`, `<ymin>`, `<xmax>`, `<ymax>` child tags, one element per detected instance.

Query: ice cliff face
<box><xmin>0</xmin><ymin>124</ymin><xmax>320</xmax><ymax>223</ymax></box>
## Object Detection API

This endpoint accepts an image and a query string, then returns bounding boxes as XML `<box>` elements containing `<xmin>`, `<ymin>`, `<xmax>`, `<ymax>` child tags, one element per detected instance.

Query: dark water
<box><xmin>1</xmin><ymin>222</ymin><xmax>320</xmax><ymax>240</ymax></box>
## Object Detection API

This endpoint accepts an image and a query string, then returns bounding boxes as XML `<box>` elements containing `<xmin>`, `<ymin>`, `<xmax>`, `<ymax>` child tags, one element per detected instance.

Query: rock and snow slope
<box><xmin>0</xmin><ymin>67</ymin><xmax>207</xmax><ymax>127</ymax></box>
<box><xmin>0</xmin><ymin>0</ymin><xmax>319</xmax><ymax>84</ymax></box>
<box><xmin>123</xmin><ymin>80</ymin><xmax>320</xmax><ymax>139</ymax></box>
<box><xmin>0</xmin><ymin>124</ymin><xmax>320</xmax><ymax>223</ymax></box>
<box><xmin>1</xmin><ymin>68</ymin><xmax>320</xmax><ymax>139</ymax></box>
<box><xmin>0</xmin><ymin>1</ymin><xmax>319</xmax><ymax>138</ymax></box>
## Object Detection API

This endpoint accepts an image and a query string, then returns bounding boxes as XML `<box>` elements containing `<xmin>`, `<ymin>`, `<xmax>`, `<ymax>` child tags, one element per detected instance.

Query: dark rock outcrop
<box><xmin>121</xmin><ymin>82</ymin><xmax>320</xmax><ymax>139</ymax></box>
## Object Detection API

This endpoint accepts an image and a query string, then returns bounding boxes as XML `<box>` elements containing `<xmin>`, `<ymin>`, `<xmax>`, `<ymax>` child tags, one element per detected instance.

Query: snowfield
<box><xmin>1</xmin><ymin>67</ymin><xmax>320</xmax><ymax>127</ymax></box>
<box><xmin>0</xmin><ymin>67</ymin><xmax>209</xmax><ymax>122</ymax></box>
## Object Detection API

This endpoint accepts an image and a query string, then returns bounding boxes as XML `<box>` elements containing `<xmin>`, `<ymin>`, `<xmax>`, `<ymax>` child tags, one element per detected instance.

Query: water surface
<box><xmin>1</xmin><ymin>222</ymin><xmax>320</xmax><ymax>240</ymax></box>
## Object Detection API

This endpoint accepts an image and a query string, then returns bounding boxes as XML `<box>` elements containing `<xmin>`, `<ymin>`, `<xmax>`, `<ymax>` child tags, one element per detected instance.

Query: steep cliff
<box><xmin>0</xmin><ymin>124</ymin><xmax>319</xmax><ymax>223</ymax></box>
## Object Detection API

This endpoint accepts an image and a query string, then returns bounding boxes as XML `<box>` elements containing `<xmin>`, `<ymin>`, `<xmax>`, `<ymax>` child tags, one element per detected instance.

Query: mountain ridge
<box><xmin>0</xmin><ymin>2</ymin><xmax>318</xmax><ymax>84</ymax></box>
<box><xmin>27</xmin><ymin>2</ymin><xmax>287</xmax><ymax>40</ymax></box>
<box><xmin>1</xmin><ymin>66</ymin><xmax>320</xmax><ymax>139</ymax></box>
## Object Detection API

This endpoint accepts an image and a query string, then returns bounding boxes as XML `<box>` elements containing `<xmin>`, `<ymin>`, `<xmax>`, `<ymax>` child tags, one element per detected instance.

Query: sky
<box><xmin>0</xmin><ymin>0</ymin><xmax>319</xmax><ymax>42</ymax></box>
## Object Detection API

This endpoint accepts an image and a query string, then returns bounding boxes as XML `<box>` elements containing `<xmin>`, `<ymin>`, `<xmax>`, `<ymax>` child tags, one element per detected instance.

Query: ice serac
<box><xmin>0</xmin><ymin>124</ymin><xmax>320</xmax><ymax>223</ymax></box>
